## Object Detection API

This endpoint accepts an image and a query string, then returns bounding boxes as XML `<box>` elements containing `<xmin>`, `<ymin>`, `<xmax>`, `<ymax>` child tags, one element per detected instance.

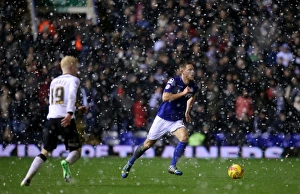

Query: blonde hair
<box><xmin>60</xmin><ymin>56</ymin><xmax>78</xmax><ymax>72</ymax></box>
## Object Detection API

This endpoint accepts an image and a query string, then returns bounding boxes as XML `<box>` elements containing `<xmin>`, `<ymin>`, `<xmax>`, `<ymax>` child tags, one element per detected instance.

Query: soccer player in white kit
<box><xmin>21</xmin><ymin>56</ymin><xmax>88</xmax><ymax>186</ymax></box>
<box><xmin>121</xmin><ymin>61</ymin><xmax>199</xmax><ymax>178</ymax></box>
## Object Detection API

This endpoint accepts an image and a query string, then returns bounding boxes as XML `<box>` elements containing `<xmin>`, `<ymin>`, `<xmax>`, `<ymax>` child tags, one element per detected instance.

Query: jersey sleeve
<box><xmin>67</xmin><ymin>77</ymin><xmax>80</xmax><ymax>113</ymax></box>
<box><xmin>164</xmin><ymin>78</ymin><xmax>176</xmax><ymax>93</ymax></box>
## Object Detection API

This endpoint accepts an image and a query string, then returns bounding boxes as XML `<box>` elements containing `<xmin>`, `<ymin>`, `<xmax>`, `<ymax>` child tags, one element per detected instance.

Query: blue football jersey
<box><xmin>157</xmin><ymin>76</ymin><xmax>199</xmax><ymax>121</ymax></box>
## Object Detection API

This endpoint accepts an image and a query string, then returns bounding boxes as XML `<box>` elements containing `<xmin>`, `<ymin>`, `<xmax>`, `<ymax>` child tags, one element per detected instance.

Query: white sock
<box><xmin>24</xmin><ymin>156</ymin><xmax>45</xmax><ymax>180</ymax></box>
<box><xmin>66</xmin><ymin>150</ymin><xmax>80</xmax><ymax>165</ymax></box>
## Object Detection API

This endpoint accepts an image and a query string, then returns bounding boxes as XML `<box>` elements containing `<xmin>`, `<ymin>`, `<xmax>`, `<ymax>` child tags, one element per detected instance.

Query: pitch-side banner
<box><xmin>0</xmin><ymin>144</ymin><xmax>284</xmax><ymax>158</ymax></box>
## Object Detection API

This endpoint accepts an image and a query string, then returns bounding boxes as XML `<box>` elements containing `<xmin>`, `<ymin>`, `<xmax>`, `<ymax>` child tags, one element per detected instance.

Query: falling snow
<box><xmin>0</xmin><ymin>1</ymin><xmax>300</xmax><ymax>154</ymax></box>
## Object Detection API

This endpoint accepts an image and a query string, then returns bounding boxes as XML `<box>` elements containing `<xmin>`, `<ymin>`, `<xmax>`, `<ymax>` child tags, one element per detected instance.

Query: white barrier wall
<box><xmin>0</xmin><ymin>144</ymin><xmax>284</xmax><ymax>158</ymax></box>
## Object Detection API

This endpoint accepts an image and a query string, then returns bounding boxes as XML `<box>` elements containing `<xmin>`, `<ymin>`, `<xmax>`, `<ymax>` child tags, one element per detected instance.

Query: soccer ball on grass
<box><xmin>228</xmin><ymin>164</ymin><xmax>244</xmax><ymax>179</ymax></box>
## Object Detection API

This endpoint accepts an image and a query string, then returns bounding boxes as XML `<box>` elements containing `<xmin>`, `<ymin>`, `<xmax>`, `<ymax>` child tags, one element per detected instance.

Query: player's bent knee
<box><xmin>175</xmin><ymin>131</ymin><xmax>189</xmax><ymax>142</ymax></box>
<box><xmin>180</xmin><ymin>136</ymin><xmax>189</xmax><ymax>143</ymax></box>
<box><xmin>178</xmin><ymin>132</ymin><xmax>189</xmax><ymax>142</ymax></box>
<box><xmin>41</xmin><ymin>148</ymin><xmax>50</xmax><ymax>158</ymax></box>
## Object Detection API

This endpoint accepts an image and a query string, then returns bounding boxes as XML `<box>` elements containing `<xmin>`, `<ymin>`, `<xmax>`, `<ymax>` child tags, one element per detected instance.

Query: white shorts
<box><xmin>147</xmin><ymin>115</ymin><xmax>186</xmax><ymax>140</ymax></box>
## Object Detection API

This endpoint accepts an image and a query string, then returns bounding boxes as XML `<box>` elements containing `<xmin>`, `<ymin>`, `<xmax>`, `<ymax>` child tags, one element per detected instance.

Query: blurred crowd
<box><xmin>1</xmin><ymin>0</ymin><xmax>300</xmax><ymax>148</ymax></box>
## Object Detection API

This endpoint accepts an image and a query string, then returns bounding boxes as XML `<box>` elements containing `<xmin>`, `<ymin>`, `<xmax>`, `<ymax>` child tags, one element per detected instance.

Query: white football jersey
<box><xmin>47</xmin><ymin>74</ymin><xmax>80</xmax><ymax>119</ymax></box>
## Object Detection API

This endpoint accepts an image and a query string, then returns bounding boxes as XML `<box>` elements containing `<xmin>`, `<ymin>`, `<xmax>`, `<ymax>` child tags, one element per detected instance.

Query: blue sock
<box><xmin>128</xmin><ymin>156</ymin><xmax>136</xmax><ymax>165</ymax></box>
<box><xmin>171</xmin><ymin>141</ymin><xmax>187</xmax><ymax>166</ymax></box>
<box><xmin>170</xmin><ymin>141</ymin><xmax>187</xmax><ymax>166</ymax></box>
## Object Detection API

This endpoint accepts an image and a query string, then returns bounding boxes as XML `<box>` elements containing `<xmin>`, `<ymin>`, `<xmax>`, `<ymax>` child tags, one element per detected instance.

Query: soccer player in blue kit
<box><xmin>121</xmin><ymin>61</ymin><xmax>199</xmax><ymax>178</ymax></box>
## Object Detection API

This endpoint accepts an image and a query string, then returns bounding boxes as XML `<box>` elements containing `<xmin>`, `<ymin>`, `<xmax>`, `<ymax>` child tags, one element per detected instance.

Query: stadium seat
<box><xmin>133</xmin><ymin>130</ymin><xmax>148</xmax><ymax>145</ymax></box>
<box><xmin>101</xmin><ymin>131</ymin><xmax>120</xmax><ymax>146</ymax></box>
<box><xmin>270</xmin><ymin>133</ymin><xmax>286</xmax><ymax>147</ymax></box>
<box><xmin>290</xmin><ymin>134</ymin><xmax>300</xmax><ymax>148</ymax></box>
<box><xmin>119</xmin><ymin>131</ymin><xmax>135</xmax><ymax>145</ymax></box>
<box><xmin>282</xmin><ymin>135</ymin><xmax>291</xmax><ymax>148</ymax></box>
<box><xmin>245</xmin><ymin>133</ymin><xmax>259</xmax><ymax>147</ymax></box>
<box><xmin>215</xmin><ymin>132</ymin><xmax>227</xmax><ymax>146</ymax></box>
<box><xmin>258</xmin><ymin>133</ymin><xmax>274</xmax><ymax>148</ymax></box>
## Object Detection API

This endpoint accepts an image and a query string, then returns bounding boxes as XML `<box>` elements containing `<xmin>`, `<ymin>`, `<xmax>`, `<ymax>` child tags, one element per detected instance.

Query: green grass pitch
<box><xmin>0</xmin><ymin>156</ymin><xmax>300</xmax><ymax>194</ymax></box>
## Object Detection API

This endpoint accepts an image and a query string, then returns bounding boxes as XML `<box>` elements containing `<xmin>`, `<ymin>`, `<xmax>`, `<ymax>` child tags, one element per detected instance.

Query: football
<box><xmin>228</xmin><ymin>164</ymin><xmax>244</xmax><ymax>179</ymax></box>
